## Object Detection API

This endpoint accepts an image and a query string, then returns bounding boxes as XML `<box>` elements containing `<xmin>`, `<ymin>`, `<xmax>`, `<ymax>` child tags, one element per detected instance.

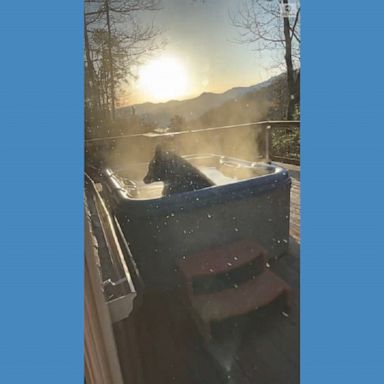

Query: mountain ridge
<box><xmin>118</xmin><ymin>73</ymin><xmax>285</xmax><ymax>126</ymax></box>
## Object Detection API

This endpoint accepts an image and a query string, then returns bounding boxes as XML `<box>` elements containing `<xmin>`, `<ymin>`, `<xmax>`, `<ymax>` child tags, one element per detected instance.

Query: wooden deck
<box><xmin>290</xmin><ymin>175</ymin><xmax>301</xmax><ymax>244</ymax></box>
<box><xmin>110</xmin><ymin>167</ymin><xmax>301</xmax><ymax>384</ymax></box>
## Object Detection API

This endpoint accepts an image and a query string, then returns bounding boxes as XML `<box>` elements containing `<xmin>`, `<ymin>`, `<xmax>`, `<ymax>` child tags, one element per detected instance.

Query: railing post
<box><xmin>265</xmin><ymin>124</ymin><xmax>272</xmax><ymax>163</ymax></box>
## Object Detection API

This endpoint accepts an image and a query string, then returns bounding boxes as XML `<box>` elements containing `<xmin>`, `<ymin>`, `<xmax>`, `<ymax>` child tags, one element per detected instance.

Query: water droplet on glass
<box><xmin>209</xmin><ymin>268</ymin><xmax>214</xmax><ymax>273</ymax></box>
<box><xmin>227</xmin><ymin>262</ymin><xmax>232</xmax><ymax>267</ymax></box>
<box><xmin>234</xmin><ymin>228</ymin><xmax>239</xmax><ymax>232</ymax></box>
<box><xmin>266</xmin><ymin>262</ymin><xmax>270</xmax><ymax>268</ymax></box>
<box><xmin>233</xmin><ymin>256</ymin><xmax>238</xmax><ymax>261</ymax></box>
<box><xmin>282</xmin><ymin>311</ymin><xmax>289</xmax><ymax>318</ymax></box>
<box><xmin>207</xmin><ymin>213</ymin><xmax>212</xmax><ymax>218</ymax></box>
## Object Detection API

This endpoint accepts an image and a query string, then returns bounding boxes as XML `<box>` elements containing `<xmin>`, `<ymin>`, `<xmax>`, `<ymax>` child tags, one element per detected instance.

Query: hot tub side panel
<box><xmin>115</xmin><ymin>180</ymin><xmax>290</xmax><ymax>291</ymax></box>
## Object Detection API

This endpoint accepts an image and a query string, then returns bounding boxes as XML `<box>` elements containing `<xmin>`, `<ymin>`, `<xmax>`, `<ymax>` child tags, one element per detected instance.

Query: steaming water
<box><xmin>117</xmin><ymin>161</ymin><xmax>275</xmax><ymax>200</ymax></box>
<box><xmin>200</xmin><ymin>166</ymin><xmax>235</xmax><ymax>184</ymax></box>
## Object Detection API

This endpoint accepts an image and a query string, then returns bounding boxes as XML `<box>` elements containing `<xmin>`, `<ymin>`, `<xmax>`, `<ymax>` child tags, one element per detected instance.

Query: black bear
<box><xmin>143</xmin><ymin>146</ymin><xmax>215</xmax><ymax>196</ymax></box>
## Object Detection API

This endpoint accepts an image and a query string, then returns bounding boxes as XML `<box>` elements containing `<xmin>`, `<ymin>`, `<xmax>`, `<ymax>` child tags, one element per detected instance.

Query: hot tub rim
<box><xmin>103</xmin><ymin>157</ymin><xmax>291</xmax><ymax>217</ymax></box>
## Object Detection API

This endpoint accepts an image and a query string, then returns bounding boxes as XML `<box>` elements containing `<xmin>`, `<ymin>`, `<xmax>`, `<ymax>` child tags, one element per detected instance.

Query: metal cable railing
<box><xmin>85</xmin><ymin>120</ymin><xmax>300</xmax><ymax>165</ymax></box>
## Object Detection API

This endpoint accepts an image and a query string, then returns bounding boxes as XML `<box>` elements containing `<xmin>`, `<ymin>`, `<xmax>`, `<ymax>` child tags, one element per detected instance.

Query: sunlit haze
<box><xmin>124</xmin><ymin>0</ymin><xmax>279</xmax><ymax>106</ymax></box>
<box><xmin>138</xmin><ymin>56</ymin><xmax>189</xmax><ymax>102</ymax></box>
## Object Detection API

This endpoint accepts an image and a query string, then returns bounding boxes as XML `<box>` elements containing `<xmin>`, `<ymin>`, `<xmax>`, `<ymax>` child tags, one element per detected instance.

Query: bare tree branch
<box><xmin>290</xmin><ymin>7</ymin><xmax>301</xmax><ymax>43</ymax></box>
<box><xmin>85</xmin><ymin>0</ymin><xmax>164</xmax><ymax>125</ymax></box>
<box><xmin>230</xmin><ymin>0</ymin><xmax>300</xmax><ymax>120</ymax></box>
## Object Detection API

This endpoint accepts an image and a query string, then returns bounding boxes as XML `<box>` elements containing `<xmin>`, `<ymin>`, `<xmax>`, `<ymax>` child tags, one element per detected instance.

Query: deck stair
<box><xmin>177</xmin><ymin>240</ymin><xmax>291</xmax><ymax>340</ymax></box>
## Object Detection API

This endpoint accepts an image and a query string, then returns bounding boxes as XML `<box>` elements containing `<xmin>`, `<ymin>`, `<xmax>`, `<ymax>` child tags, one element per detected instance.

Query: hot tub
<box><xmin>103</xmin><ymin>154</ymin><xmax>291</xmax><ymax>290</ymax></box>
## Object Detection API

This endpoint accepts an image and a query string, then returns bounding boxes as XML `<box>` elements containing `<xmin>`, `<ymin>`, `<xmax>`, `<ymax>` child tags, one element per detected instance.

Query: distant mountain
<box><xmin>190</xmin><ymin>73</ymin><xmax>289</xmax><ymax>129</ymax></box>
<box><xmin>117</xmin><ymin>73</ymin><xmax>285</xmax><ymax>127</ymax></box>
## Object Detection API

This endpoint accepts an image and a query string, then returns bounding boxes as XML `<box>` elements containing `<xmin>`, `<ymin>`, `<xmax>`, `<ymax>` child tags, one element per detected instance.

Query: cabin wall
<box><xmin>84</xmin><ymin>210</ymin><xmax>124</xmax><ymax>384</ymax></box>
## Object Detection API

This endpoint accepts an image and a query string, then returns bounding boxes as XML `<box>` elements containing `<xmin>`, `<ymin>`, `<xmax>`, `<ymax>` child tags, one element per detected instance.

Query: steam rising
<box><xmin>88</xmin><ymin>124</ymin><xmax>267</xmax><ymax>171</ymax></box>
<box><xmin>85</xmin><ymin>71</ymin><xmax>285</xmax><ymax>170</ymax></box>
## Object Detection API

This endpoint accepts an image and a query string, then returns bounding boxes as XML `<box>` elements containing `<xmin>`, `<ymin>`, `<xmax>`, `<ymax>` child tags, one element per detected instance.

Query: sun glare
<box><xmin>138</xmin><ymin>57</ymin><xmax>189</xmax><ymax>102</ymax></box>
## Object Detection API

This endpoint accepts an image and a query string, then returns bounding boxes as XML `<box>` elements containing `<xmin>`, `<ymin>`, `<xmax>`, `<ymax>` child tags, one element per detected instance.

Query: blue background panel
<box><xmin>302</xmin><ymin>0</ymin><xmax>384</xmax><ymax>383</ymax></box>
<box><xmin>0</xmin><ymin>1</ymin><xmax>83</xmax><ymax>383</ymax></box>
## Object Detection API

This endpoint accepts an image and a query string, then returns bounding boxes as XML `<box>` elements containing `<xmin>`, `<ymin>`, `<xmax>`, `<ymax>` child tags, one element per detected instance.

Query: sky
<box><xmin>125</xmin><ymin>0</ymin><xmax>280</xmax><ymax>105</ymax></box>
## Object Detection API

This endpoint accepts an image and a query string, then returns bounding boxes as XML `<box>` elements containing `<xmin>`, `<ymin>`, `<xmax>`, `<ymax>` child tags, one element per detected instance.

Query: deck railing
<box><xmin>85</xmin><ymin>120</ymin><xmax>300</xmax><ymax>166</ymax></box>
<box><xmin>265</xmin><ymin>121</ymin><xmax>300</xmax><ymax>165</ymax></box>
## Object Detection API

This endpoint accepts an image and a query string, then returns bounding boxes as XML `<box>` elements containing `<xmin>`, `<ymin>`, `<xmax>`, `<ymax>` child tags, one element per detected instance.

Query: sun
<box><xmin>138</xmin><ymin>56</ymin><xmax>189</xmax><ymax>102</ymax></box>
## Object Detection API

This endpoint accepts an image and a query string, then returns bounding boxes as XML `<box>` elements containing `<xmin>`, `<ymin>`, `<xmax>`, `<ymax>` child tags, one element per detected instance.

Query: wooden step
<box><xmin>178</xmin><ymin>240</ymin><xmax>267</xmax><ymax>279</ymax></box>
<box><xmin>191</xmin><ymin>270</ymin><xmax>291</xmax><ymax>323</ymax></box>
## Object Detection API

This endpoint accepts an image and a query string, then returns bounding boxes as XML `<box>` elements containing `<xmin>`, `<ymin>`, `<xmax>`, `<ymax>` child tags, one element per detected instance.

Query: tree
<box><xmin>230</xmin><ymin>0</ymin><xmax>300</xmax><ymax>120</ymax></box>
<box><xmin>169</xmin><ymin>114</ymin><xmax>186</xmax><ymax>132</ymax></box>
<box><xmin>85</xmin><ymin>0</ymin><xmax>163</xmax><ymax>128</ymax></box>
